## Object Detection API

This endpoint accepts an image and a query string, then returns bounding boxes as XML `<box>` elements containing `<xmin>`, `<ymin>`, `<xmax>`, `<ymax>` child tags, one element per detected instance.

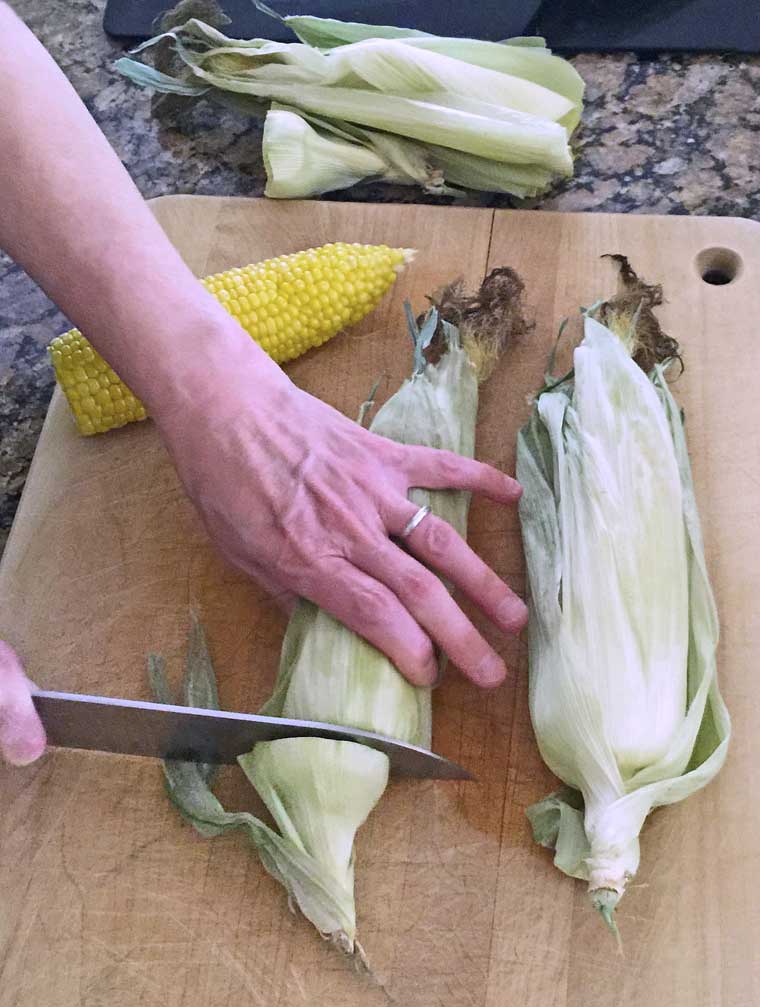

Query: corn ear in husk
<box><xmin>517</xmin><ymin>260</ymin><xmax>730</xmax><ymax>933</ymax></box>
<box><xmin>150</xmin><ymin>269</ymin><xmax>528</xmax><ymax>961</ymax></box>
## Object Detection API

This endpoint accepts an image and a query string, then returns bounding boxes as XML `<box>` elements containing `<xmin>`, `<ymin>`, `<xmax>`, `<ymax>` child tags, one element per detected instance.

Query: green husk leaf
<box><xmin>114</xmin><ymin>58</ymin><xmax>209</xmax><ymax>95</ymax></box>
<box><xmin>312</xmin><ymin>39</ymin><xmax>575</xmax><ymax>123</ymax></box>
<box><xmin>267</xmin><ymin>106</ymin><xmax>453</xmax><ymax>195</ymax></box>
<box><xmin>279</xmin><ymin>13</ymin><xmax>431</xmax><ymax>49</ymax></box>
<box><xmin>147</xmin><ymin>653</ymin><xmax>175</xmax><ymax>705</ymax></box>
<box><xmin>148</xmin><ymin>623</ymin><xmax>362</xmax><ymax>944</ymax></box>
<box><xmin>526</xmin><ymin>786</ymin><xmax>589</xmax><ymax>880</ymax></box>
<box><xmin>269</xmin><ymin>106</ymin><xmax>553</xmax><ymax>198</ymax></box>
<box><xmin>501</xmin><ymin>36</ymin><xmax>550</xmax><ymax>48</ymax></box>
<box><xmin>180</xmin><ymin>614</ymin><xmax>219</xmax><ymax>783</ymax></box>
<box><xmin>425</xmin><ymin>144</ymin><xmax>554</xmax><ymax>197</ymax></box>
<box><xmin>182</xmin><ymin>612</ymin><xmax>219</xmax><ymax>711</ymax></box>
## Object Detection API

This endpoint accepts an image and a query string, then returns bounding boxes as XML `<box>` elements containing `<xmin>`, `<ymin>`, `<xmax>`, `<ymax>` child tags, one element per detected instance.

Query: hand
<box><xmin>0</xmin><ymin>641</ymin><xmax>46</xmax><ymax>766</ymax></box>
<box><xmin>155</xmin><ymin>347</ymin><xmax>528</xmax><ymax>689</ymax></box>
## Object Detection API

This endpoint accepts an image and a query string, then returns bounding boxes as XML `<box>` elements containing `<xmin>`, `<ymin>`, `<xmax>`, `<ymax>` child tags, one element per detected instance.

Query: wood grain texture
<box><xmin>1</xmin><ymin>198</ymin><xmax>757</xmax><ymax>1007</ymax></box>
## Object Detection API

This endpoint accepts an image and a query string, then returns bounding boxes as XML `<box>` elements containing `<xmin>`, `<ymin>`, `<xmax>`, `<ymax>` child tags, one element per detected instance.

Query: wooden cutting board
<box><xmin>1</xmin><ymin>197</ymin><xmax>758</xmax><ymax>1007</ymax></box>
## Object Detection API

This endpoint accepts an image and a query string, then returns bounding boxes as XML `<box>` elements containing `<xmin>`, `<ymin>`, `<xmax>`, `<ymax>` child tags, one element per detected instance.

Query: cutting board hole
<box><xmin>696</xmin><ymin>247</ymin><xmax>742</xmax><ymax>286</ymax></box>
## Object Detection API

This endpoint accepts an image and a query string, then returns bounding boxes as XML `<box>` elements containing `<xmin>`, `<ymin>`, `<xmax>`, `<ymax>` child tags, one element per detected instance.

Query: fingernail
<box><xmin>422</xmin><ymin>656</ymin><xmax>440</xmax><ymax>687</ymax></box>
<box><xmin>508</xmin><ymin>478</ymin><xmax>523</xmax><ymax>501</ymax></box>
<box><xmin>476</xmin><ymin>653</ymin><xmax>506</xmax><ymax>688</ymax></box>
<box><xmin>497</xmin><ymin>596</ymin><xmax>529</xmax><ymax>635</ymax></box>
<box><xmin>2</xmin><ymin>734</ymin><xmax>46</xmax><ymax>767</ymax></box>
<box><xmin>430</xmin><ymin>658</ymin><xmax>447</xmax><ymax>690</ymax></box>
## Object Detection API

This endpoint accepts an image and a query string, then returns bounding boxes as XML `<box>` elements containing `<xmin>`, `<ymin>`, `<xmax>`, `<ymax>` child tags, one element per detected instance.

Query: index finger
<box><xmin>400</xmin><ymin>446</ymin><xmax>522</xmax><ymax>504</ymax></box>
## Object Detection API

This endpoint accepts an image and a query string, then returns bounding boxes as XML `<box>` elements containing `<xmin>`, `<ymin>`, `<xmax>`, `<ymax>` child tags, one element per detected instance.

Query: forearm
<box><xmin>0</xmin><ymin>4</ymin><xmax>275</xmax><ymax>414</ymax></box>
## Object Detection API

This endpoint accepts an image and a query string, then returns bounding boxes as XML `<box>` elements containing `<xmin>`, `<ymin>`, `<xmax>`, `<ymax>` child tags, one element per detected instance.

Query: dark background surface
<box><xmin>104</xmin><ymin>0</ymin><xmax>760</xmax><ymax>53</ymax></box>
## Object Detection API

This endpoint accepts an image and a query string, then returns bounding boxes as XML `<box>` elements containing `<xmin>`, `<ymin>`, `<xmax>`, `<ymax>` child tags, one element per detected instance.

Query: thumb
<box><xmin>0</xmin><ymin>641</ymin><xmax>46</xmax><ymax>766</ymax></box>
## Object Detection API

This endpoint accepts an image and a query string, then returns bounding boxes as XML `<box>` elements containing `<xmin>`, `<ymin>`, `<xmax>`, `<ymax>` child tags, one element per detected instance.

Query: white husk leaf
<box><xmin>517</xmin><ymin>315</ymin><xmax>730</xmax><ymax>918</ymax></box>
<box><xmin>262</xmin><ymin>109</ymin><xmax>394</xmax><ymax>197</ymax></box>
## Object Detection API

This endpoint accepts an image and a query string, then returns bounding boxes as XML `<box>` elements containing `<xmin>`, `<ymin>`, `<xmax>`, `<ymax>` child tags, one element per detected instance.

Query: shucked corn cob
<box><xmin>48</xmin><ymin>242</ymin><xmax>413</xmax><ymax>436</ymax></box>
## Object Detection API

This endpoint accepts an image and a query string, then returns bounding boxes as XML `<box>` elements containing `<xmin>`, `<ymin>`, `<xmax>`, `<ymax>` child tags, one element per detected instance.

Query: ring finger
<box><xmin>388</xmin><ymin>500</ymin><xmax>528</xmax><ymax>635</ymax></box>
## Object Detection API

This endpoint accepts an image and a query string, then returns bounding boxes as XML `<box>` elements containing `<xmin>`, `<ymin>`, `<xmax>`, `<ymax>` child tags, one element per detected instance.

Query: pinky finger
<box><xmin>401</xmin><ymin>446</ymin><xmax>522</xmax><ymax>504</ymax></box>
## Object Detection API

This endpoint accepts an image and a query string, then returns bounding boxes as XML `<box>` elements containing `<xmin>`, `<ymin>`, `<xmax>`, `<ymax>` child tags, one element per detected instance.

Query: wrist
<box><xmin>144</xmin><ymin>308</ymin><xmax>291</xmax><ymax>434</ymax></box>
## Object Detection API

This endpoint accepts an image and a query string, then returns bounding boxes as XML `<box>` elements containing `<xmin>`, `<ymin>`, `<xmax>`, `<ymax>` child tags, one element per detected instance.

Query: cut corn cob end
<box><xmin>48</xmin><ymin>330</ymin><xmax>147</xmax><ymax>436</ymax></box>
<box><xmin>48</xmin><ymin>242</ymin><xmax>414</xmax><ymax>436</ymax></box>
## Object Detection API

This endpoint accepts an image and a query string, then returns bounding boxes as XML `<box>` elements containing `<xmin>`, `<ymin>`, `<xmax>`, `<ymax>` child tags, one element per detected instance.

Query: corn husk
<box><xmin>517</xmin><ymin>261</ymin><xmax>730</xmax><ymax>932</ymax></box>
<box><xmin>114</xmin><ymin>5</ymin><xmax>583</xmax><ymax>198</ymax></box>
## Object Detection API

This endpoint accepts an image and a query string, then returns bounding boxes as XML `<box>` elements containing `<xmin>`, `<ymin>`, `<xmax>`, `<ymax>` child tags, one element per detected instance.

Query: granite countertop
<box><xmin>2</xmin><ymin>1</ymin><xmax>760</xmax><ymax>554</ymax></box>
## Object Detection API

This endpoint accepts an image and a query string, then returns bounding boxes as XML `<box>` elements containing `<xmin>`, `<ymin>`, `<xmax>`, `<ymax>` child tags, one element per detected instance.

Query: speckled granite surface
<box><xmin>1</xmin><ymin>0</ymin><xmax>760</xmax><ymax>553</ymax></box>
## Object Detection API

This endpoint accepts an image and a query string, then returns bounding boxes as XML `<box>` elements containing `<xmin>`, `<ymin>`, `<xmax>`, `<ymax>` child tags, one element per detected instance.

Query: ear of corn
<box><xmin>48</xmin><ymin>242</ymin><xmax>413</xmax><ymax>436</ymax></box>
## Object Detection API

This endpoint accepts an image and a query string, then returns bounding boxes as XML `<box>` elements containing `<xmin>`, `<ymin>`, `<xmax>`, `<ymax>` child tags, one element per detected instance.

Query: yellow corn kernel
<box><xmin>48</xmin><ymin>242</ymin><xmax>414</xmax><ymax>436</ymax></box>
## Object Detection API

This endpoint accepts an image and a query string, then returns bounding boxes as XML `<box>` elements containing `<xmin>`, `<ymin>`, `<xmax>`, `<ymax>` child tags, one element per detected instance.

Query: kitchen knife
<box><xmin>32</xmin><ymin>690</ymin><xmax>472</xmax><ymax>780</ymax></box>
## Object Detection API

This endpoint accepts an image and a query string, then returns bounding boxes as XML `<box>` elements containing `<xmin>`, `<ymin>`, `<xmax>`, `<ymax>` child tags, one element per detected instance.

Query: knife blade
<box><xmin>32</xmin><ymin>690</ymin><xmax>472</xmax><ymax>781</ymax></box>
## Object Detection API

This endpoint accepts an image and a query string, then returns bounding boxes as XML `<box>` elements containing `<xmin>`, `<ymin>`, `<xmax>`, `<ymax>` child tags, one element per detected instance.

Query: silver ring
<box><xmin>400</xmin><ymin>505</ymin><xmax>431</xmax><ymax>539</ymax></box>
